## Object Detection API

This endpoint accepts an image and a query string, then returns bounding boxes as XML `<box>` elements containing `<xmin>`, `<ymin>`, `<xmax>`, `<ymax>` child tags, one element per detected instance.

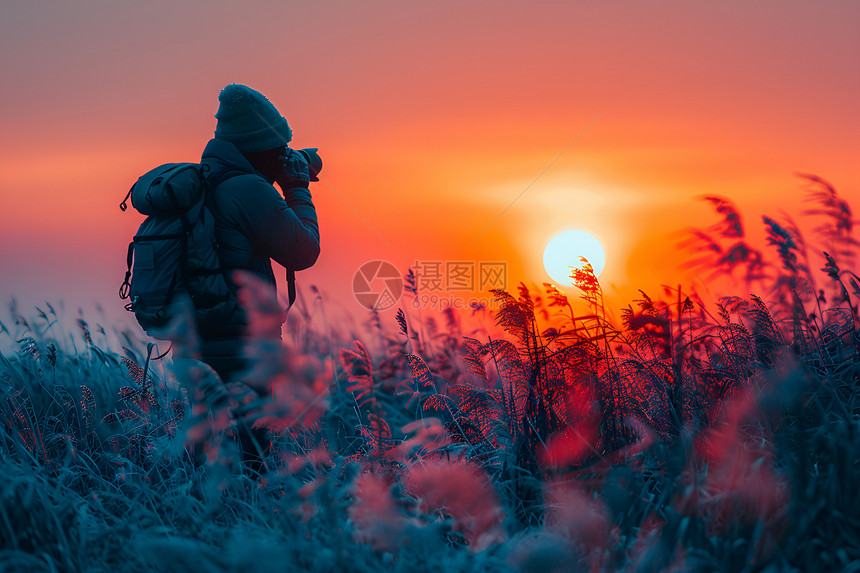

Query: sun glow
<box><xmin>543</xmin><ymin>230</ymin><xmax>606</xmax><ymax>286</ymax></box>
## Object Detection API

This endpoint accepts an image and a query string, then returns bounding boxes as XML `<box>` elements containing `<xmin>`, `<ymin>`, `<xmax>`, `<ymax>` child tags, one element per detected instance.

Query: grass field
<box><xmin>1</xmin><ymin>175</ymin><xmax>858</xmax><ymax>572</ymax></box>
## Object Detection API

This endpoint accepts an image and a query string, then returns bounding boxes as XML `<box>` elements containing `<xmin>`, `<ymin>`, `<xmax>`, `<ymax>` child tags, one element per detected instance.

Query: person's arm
<box><xmin>236</xmin><ymin>176</ymin><xmax>320</xmax><ymax>271</ymax></box>
<box><xmin>280</xmin><ymin>184</ymin><xmax>320</xmax><ymax>270</ymax></box>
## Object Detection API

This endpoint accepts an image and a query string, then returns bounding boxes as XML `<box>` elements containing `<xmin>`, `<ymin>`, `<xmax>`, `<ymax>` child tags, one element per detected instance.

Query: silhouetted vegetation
<box><xmin>1</xmin><ymin>175</ymin><xmax>858</xmax><ymax>571</ymax></box>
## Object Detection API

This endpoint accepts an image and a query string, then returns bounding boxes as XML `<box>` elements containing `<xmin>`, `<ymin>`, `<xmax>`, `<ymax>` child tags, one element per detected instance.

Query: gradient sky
<box><xmin>1</xmin><ymin>1</ymin><xmax>858</xmax><ymax>331</ymax></box>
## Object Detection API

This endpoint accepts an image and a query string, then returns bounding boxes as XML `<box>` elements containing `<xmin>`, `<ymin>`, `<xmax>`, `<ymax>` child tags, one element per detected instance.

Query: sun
<box><xmin>543</xmin><ymin>230</ymin><xmax>606</xmax><ymax>286</ymax></box>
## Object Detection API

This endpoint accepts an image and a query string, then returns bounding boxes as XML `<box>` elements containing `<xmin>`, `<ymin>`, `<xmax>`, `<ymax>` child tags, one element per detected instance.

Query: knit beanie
<box><xmin>214</xmin><ymin>84</ymin><xmax>292</xmax><ymax>152</ymax></box>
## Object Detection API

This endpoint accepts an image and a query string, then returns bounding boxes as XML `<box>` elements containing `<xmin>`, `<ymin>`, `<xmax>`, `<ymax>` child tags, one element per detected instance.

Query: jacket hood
<box><xmin>201</xmin><ymin>138</ymin><xmax>271</xmax><ymax>187</ymax></box>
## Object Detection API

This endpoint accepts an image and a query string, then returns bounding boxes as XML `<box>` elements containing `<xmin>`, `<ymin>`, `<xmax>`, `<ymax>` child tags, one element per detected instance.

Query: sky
<box><xmin>1</xmin><ymin>1</ymin><xmax>858</xmax><ymax>334</ymax></box>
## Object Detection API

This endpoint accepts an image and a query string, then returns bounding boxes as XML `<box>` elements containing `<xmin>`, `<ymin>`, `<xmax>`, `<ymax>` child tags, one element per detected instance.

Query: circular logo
<box><xmin>352</xmin><ymin>260</ymin><xmax>403</xmax><ymax>311</ymax></box>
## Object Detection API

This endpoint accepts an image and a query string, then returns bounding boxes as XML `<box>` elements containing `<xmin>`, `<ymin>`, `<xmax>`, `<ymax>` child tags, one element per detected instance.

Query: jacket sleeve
<box><xmin>234</xmin><ymin>177</ymin><xmax>320</xmax><ymax>271</ymax></box>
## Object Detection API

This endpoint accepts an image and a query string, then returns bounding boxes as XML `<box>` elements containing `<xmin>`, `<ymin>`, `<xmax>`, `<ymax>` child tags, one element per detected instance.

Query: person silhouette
<box><xmin>185</xmin><ymin>83</ymin><xmax>321</xmax><ymax>474</ymax></box>
<box><xmin>195</xmin><ymin>83</ymin><xmax>321</xmax><ymax>381</ymax></box>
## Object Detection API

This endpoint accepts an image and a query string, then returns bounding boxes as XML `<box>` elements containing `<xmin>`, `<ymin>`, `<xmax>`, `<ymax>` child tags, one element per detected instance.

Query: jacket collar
<box><xmin>201</xmin><ymin>138</ymin><xmax>274</xmax><ymax>186</ymax></box>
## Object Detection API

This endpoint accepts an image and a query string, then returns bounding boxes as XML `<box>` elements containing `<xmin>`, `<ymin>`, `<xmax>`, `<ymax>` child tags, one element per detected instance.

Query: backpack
<box><xmin>118</xmin><ymin>163</ymin><xmax>237</xmax><ymax>336</ymax></box>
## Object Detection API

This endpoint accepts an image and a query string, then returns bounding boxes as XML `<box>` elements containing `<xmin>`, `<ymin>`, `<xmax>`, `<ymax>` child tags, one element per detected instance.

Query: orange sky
<box><xmin>1</xmin><ymin>1</ymin><xmax>858</xmax><ymax>332</ymax></box>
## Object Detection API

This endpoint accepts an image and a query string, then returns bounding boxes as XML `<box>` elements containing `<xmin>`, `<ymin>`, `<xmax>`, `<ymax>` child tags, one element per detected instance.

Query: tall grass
<box><xmin>1</xmin><ymin>174</ymin><xmax>858</xmax><ymax>572</ymax></box>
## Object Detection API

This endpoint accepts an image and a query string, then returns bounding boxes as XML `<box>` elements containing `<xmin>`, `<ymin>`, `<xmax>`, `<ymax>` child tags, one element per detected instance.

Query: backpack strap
<box><xmin>119</xmin><ymin>185</ymin><xmax>134</xmax><ymax>211</ymax></box>
<box><xmin>120</xmin><ymin>242</ymin><xmax>134</xmax><ymax>299</ymax></box>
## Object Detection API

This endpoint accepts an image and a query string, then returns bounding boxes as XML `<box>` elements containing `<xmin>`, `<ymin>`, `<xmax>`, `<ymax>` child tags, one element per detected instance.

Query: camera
<box><xmin>293</xmin><ymin>147</ymin><xmax>322</xmax><ymax>182</ymax></box>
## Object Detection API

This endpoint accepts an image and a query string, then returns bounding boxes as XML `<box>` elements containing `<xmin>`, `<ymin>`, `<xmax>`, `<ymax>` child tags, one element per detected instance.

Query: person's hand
<box><xmin>278</xmin><ymin>147</ymin><xmax>310</xmax><ymax>188</ymax></box>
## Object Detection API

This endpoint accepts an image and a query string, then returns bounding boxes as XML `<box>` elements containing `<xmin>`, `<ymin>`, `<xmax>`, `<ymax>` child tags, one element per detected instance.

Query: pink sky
<box><xmin>1</xmin><ymin>1</ymin><xmax>858</xmax><ymax>333</ymax></box>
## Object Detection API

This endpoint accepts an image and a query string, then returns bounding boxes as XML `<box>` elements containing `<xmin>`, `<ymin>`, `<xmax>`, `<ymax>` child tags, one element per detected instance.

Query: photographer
<box><xmin>194</xmin><ymin>84</ymin><xmax>321</xmax><ymax>473</ymax></box>
<box><xmin>198</xmin><ymin>83</ymin><xmax>321</xmax><ymax>382</ymax></box>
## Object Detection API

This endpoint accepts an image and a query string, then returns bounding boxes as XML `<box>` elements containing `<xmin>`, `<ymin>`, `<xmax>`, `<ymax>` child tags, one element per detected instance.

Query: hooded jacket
<box><xmin>194</xmin><ymin>138</ymin><xmax>320</xmax><ymax>377</ymax></box>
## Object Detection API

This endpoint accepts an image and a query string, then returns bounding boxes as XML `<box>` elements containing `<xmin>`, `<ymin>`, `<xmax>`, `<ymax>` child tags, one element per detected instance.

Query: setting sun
<box><xmin>543</xmin><ymin>229</ymin><xmax>606</xmax><ymax>286</ymax></box>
